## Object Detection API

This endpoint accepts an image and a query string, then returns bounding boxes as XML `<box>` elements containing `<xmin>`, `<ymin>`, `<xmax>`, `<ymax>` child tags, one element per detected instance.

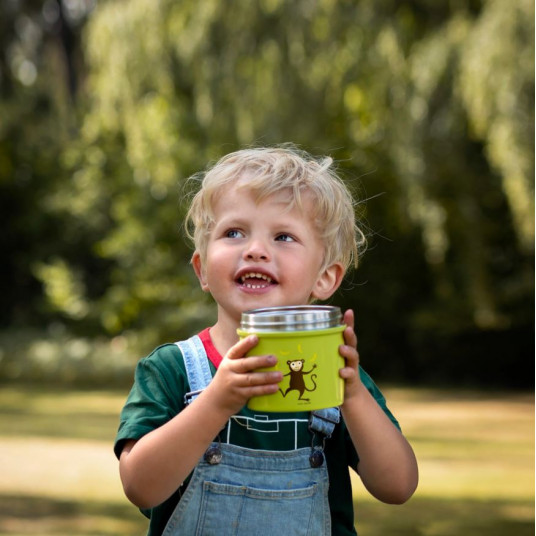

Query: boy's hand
<box><xmin>339</xmin><ymin>309</ymin><xmax>364</xmax><ymax>401</ymax></box>
<box><xmin>205</xmin><ymin>335</ymin><xmax>283</xmax><ymax>415</ymax></box>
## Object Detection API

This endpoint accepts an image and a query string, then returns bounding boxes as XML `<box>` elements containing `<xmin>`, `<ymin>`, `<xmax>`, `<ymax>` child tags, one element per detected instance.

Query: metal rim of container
<box><xmin>240</xmin><ymin>305</ymin><xmax>343</xmax><ymax>332</ymax></box>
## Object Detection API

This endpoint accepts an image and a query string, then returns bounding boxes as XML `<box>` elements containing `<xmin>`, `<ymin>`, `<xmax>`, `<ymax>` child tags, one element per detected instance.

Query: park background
<box><xmin>0</xmin><ymin>0</ymin><xmax>534</xmax><ymax>535</ymax></box>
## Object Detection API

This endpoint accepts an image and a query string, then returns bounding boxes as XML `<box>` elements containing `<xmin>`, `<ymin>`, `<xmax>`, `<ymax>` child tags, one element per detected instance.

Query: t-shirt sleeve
<box><xmin>114</xmin><ymin>343</ymin><xmax>190</xmax><ymax>459</ymax></box>
<box><xmin>359</xmin><ymin>366</ymin><xmax>400</xmax><ymax>430</ymax></box>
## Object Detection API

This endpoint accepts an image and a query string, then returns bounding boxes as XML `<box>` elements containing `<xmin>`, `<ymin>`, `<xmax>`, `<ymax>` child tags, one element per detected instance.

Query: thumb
<box><xmin>226</xmin><ymin>335</ymin><xmax>259</xmax><ymax>360</ymax></box>
<box><xmin>343</xmin><ymin>309</ymin><xmax>355</xmax><ymax>330</ymax></box>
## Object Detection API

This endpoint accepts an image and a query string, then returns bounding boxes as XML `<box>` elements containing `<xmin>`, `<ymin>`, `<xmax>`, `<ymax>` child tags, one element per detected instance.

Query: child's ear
<box><xmin>311</xmin><ymin>262</ymin><xmax>345</xmax><ymax>301</ymax></box>
<box><xmin>192</xmin><ymin>251</ymin><xmax>210</xmax><ymax>292</ymax></box>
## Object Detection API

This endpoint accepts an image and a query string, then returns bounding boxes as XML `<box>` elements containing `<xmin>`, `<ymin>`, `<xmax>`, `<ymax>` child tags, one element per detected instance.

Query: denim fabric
<box><xmin>309</xmin><ymin>407</ymin><xmax>341</xmax><ymax>438</ymax></box>
<box><xmin>176</xmin><ymin>336</ymin><xmax>212</xmax><ymax>404</ymax></box>
<box><xmin>169</xmin><ymin>335</ymin><xmax>334</xmax><ymax>534</ymax></box>
<box><xmin>162</xmin><ymin>442</ymin><xmax>331</xmax><ymax>536</ymax></box>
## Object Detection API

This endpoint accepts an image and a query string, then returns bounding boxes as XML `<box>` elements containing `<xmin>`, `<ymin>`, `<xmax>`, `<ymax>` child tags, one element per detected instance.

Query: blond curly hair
<box><xmin>185</xmin><ymin>146</ymin><xmax>366</xmax><ymax>274</ymax></box>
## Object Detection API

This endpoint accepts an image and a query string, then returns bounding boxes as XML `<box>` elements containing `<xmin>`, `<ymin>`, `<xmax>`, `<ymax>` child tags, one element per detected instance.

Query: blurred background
<box><xmin>0</xmin><ymin>0</ymin><xmax>533</xmax><ymax>535</ymax></box>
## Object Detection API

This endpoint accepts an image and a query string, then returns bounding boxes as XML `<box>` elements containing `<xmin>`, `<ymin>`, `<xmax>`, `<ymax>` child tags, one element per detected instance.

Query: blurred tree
<box><xmin>3</xmin><ymin>0</ymin><xmax>533</xmax><ymax>385</ymax></box>
<box><xmin>459</xmin><ymin>0</ymin><xmax>534</xmax><ymax>253</ymax></box>
<box><xmin>0</xmin><ymin>0</ymin><xmax>92</xmax><ymax>327</ymax></box>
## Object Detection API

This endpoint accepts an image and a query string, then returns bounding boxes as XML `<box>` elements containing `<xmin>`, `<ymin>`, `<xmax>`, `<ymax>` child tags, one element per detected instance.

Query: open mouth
<box><xmin>238</xmin><ymin>272</ymin><xmax>276</xmax><ymax>289</ymax></box>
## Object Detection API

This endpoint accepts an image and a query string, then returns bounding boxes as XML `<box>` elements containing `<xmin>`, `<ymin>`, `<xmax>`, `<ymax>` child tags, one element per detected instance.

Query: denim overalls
<box><xmin>162</xmin><ymin>335</ymin><xmax>340</xmax><ymax>536</ymax></box>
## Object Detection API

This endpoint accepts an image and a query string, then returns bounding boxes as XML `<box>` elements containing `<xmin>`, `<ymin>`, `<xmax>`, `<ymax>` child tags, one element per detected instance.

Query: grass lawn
<box><xmin>0</xmin><ymin>385</ymin><xmax>533</xmax><ymax>535</ymax></box>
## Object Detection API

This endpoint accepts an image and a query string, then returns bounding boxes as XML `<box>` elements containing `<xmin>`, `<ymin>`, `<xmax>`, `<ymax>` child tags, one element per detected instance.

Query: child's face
<box><xmin>192</xmin><ymin>183</ymin><xmax>343</xmax><ymax>326</ymax></box>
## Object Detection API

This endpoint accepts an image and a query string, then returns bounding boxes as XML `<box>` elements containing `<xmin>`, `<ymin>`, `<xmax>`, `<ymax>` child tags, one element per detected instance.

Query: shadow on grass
<box><xmin>355</xmin><ymin>496</ymin><xmax>534</xmax><ymax>536</ymax></box>
<box><xmin>0</xmin><ymin>494</ymin><xmax>533</xmax><ymax>536</ymax></box>
<box><xmin>0</xmin><ymin>494</ymin><xmax>147</xmax><ymax>536</ymax></box>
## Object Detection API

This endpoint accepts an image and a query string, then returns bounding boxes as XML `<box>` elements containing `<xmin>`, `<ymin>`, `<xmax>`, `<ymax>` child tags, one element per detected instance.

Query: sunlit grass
<box><xmin>0</xmin><ymin>385</ymin><xmax>533</xmax><ymax>535</ymax></box>
<box><xmin>0</xmin><ymin>386</ymin><xmax>125</xmax><ymax>442</ymax></box>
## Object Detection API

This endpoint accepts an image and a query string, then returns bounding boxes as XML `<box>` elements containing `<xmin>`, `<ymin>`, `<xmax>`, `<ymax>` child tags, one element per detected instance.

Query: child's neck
<box><xmin>208</xmin><ymin>319</ymin><xmax>241</xmax><ymax>357</ymax></box>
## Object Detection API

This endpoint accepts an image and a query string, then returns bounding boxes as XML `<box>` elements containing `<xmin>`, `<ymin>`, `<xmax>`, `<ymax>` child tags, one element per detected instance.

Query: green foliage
<box><xmin>0</xmin><ymin>0</ymin><xmax>533</xmax><ymax>385</ymax></box>
<box><xmin>459</xmin><ymin>0</ymin><xmax>534</xmax><ymax>252</ymax></box>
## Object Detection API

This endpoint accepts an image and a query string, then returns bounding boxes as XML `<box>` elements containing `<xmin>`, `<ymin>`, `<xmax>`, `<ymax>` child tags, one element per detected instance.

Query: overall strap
<box><xmin>309</xmin><ymin>407</ymin><xmax>340</xmax><ymax>438</ymax></box>
<box><xmin>175</xmin><ymin>334</ymin><xmax>340</xmax><ymax>437</ymax></box>
<box><xmin>175</xmin><ymin>335</ymin><xmax>213</xmax><ymax>405</ymax></box>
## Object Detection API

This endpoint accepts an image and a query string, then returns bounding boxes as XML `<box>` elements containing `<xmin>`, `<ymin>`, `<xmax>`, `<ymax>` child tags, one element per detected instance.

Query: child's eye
<box><xmin>275</xmin><ymin>233</ymin><xmax>295</xmax><ymax>242</ymax></box>
<box><xmin>225</xmin><ymin>229</ymin><xmax>244</xmax><ymax>239</ymax></box>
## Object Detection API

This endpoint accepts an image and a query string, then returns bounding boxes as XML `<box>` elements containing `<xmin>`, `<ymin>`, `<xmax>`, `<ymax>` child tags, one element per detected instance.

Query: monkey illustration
<box><xmin>279</xmin><ymin>359</ymin><xmax>317</xmax><ymax>401</ymax></box>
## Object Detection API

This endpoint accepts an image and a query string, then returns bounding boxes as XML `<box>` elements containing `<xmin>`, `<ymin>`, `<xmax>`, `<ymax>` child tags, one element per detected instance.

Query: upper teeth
<box><xmin>240</xmin><ymin>272</ymin><xmax>273</xmax><ymax>287</ymax></box>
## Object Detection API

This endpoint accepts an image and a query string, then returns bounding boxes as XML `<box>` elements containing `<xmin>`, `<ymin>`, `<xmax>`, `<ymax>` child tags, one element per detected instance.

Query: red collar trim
<box><xmin>198</xmin><ymin>327</ymin><xmax>223</xmax><ymax>369</ymax></box>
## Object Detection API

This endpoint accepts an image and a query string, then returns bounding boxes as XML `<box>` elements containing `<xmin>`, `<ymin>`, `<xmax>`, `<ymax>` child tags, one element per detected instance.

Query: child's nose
<box><xmin>244</xmin><ymin>239</ymin><xmax>270</xmax><ymax>261</ymax></box>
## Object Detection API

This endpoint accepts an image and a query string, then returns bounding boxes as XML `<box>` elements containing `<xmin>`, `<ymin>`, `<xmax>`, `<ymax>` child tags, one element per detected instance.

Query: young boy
<box><xmin>115</xmin><ymin>146</ymin><xmax>418</xmax><ymax>535</ymax></box>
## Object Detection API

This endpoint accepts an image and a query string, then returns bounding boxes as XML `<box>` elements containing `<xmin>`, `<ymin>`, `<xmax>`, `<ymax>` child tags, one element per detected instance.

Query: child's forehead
<box><xmin>210</xmin><ymin>183</ymin><xmax>317</xmax><ymax>221</ymax></box>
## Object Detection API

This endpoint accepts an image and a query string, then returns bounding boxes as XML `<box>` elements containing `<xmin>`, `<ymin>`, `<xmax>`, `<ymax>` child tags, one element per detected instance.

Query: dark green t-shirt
<box><xmin>115</xmin><ymin>338</ymin><xmax>400</xmax><ymax>536</ymax></box>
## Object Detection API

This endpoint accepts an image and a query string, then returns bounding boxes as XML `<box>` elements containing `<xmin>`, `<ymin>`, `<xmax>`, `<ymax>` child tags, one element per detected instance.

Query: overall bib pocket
<box><xmin>162</xmin><ymin>444</ymin><xmax>331</xmax><ymax>536</ymax></box>
<box><xmin>196</xmin><ymin>480</ymin><xmax>318</xmax><ymax>536</ymax></box>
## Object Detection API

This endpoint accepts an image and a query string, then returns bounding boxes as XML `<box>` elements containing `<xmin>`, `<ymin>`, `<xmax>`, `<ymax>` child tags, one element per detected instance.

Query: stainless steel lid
<box><xmin>239</xmin><ymin>305</ymin><xmax>343</xmax><ymax>332</ymax></box>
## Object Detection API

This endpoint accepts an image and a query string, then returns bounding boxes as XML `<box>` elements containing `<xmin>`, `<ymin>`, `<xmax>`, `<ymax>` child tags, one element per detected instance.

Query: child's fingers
<box><xmin>339</xmin><ymin>366</ymin><xmax>358</xmax><ymax>381</ymax></box>
<box><xmin>343</xmin><ymin>327</ymin><xmax>357</xmax><ymax>349</ymax></box>
<box><xmin>225</xmin><ymin>335</ymin><xmax>280</xmax><ymax>374</ymax></box>
<box><xmin>226</xmin><ymin>335</ymin><xmax>259</xmax><ymax>360</ymax></box>
<box><xmin>245</xmin><ymin>382</ymin><xmax>281</xmax><ymax>397</ymax></box>
<box><xmin>339</xmin><ymin>342</ymin><xmax>359</xmax><ymax>368</ymax></box>
<box><xmin>233</xmin><ymin>354</ymin><xmax>278</xmax><ymax>374</ymax></box>
<box><xmin>238</xmin><ymin>369</ymin><xmax>283</xmax><ymax>389</ymax></box>
<box><xmin>342</xmin><ymin>309</ymin><xmax>357</xmax><ymax>348</ymax></box>
<box><xmin>338</xmin><ymin>316</ymin><xmax>363</xmax><ymax>393</ymax></box>
<box><xmin>343</xmin><ymin>309</ymin><xmax>355</xmax><ymax>330</ymax></box>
